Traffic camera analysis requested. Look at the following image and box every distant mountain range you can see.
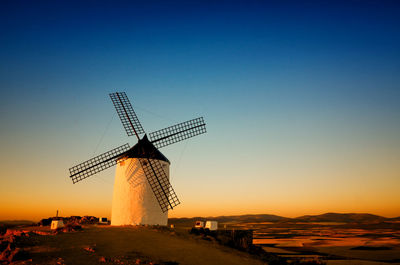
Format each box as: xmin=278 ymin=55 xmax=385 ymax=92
xmin=169 ymin=213 xmax=400 ymax=225
xmin=2 ymin=213 xmax=399 ymax=227
xmin=292 ymin=213 xmax=398 ymax=223
xmin=169 ymin=214 xmax=287 ymax=224
xmin=0 ymin=220 xmax=35 ymax=226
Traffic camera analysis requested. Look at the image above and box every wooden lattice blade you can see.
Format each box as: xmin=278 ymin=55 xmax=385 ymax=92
xmin=69 ymin=143 xmax=130 ymax=184
xmin=138 ymin=158 xmax=180 ymax=212
xmin=109 ymin=92 xmax=145 ymax=138
xmin=149 ymin=117 xmax=206 ymax=149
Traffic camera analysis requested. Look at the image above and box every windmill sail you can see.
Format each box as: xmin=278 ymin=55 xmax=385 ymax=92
xmin=149 ymin=117 xmax=206 ymax=149
xmin=70 ymin=91 xmax=206 ymax=219
xmin=138 ymin=158 xmax=180 ymax=212
xmin=109 ymin=92 xmax=145 ymax=138
xmin=69 ymin=143 xmax=130 ymax=184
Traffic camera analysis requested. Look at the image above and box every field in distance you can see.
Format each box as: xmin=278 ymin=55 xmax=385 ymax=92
xmin=170 ymin=213 xmax=400 ymax=265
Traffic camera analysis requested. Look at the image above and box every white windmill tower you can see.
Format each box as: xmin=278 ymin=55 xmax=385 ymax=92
xmin=69 ymin=92 xmax=206 ymax=225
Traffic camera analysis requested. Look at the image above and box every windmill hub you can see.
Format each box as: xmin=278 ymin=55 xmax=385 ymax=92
xmin=121 ymin=135 xmax=169 ymax=162
xmin=69 ymin=92 xmax=206 ymax=226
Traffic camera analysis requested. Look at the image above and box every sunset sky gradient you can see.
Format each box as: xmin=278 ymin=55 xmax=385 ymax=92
xmin=1 ymin=1 xmax=399 ymax=221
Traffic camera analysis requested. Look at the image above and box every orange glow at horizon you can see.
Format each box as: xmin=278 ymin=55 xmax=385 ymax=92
xmin=2 ymin=192 xmax=399 ymax=222
xmin=1 ymin=150 xmax=400 ymax=221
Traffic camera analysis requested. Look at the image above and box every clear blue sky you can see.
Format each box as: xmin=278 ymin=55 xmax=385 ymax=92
xmin=1 ymin=1 xmax=399 ymax=220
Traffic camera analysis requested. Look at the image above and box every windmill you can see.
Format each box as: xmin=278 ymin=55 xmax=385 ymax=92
xmin=69 ymin=92 xmax=206 ymax=225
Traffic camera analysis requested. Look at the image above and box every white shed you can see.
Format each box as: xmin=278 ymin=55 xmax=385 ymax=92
xmin=50 ymin=220 xmax=64 ymax=230
xmin=205 ymin=221 xmax=218 ymax=231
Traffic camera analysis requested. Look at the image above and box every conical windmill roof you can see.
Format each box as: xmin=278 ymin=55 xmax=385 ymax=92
xmin=123 ymin=135 xmax=170 ymax=163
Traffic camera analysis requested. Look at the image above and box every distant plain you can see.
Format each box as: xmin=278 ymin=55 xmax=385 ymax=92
xmin=170 ymin=213 xmax=400 ymax=264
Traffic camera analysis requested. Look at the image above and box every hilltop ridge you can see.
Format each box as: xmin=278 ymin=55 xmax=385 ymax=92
xmin=169 ymin=212 xmax=400 ymax=225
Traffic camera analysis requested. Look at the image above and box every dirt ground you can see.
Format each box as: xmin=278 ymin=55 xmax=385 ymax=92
xmin=16 ymin=225 xmax=267 ymax=265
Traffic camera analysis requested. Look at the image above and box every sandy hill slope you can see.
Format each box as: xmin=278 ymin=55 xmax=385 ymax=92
xmin=5 ymin=225 xmax=266 ymax=265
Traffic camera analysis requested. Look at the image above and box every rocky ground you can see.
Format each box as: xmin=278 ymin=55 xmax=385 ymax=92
xmin=0 ymin=225 xmax=268 ymax=265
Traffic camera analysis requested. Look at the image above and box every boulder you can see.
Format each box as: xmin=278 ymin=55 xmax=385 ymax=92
xmin=4 ymin=229 xmax=26 ymax=237
xmin=83 ymin=244 xmax=96 ymax=253
xmin=62 ymin=223 xmax=82 ymax=233
xmin=0 ymin=243 xmax=27 ymax=262
xmin=79 ymin=216 xmax=99 ymax=224
xmin=0 ymin=240 xmax=9 ymax=252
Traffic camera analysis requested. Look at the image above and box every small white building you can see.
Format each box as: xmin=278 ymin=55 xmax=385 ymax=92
xmin=50 ymin=220 xmax=64 ymax=230
xmin=205 ymin=221 xmax=218 ymax=231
